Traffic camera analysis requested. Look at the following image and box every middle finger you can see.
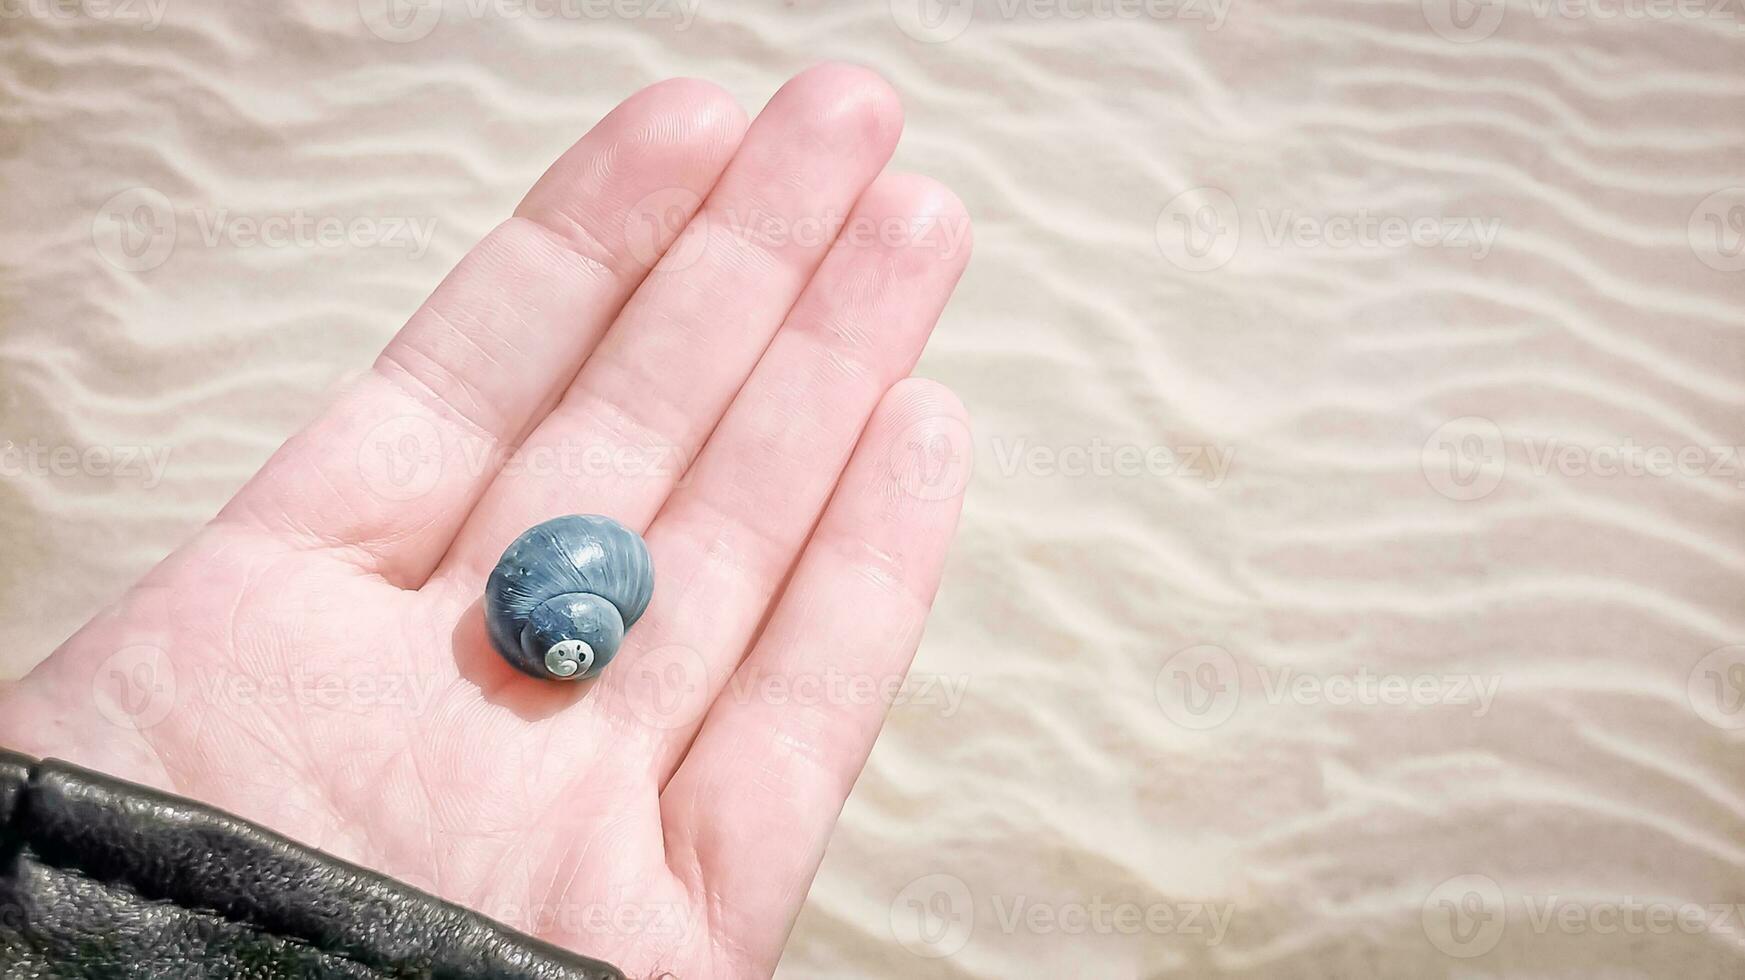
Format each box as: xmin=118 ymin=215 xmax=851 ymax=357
xmin=433 ymin=63 xmax=903 ymax=587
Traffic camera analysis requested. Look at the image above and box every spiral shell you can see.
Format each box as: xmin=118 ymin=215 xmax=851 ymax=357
xmin=483 ymin=514 xmax=654 ymax=680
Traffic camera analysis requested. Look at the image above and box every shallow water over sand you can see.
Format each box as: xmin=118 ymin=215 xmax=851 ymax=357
xmin=2 ymin=3 xmax=1742 ymax=977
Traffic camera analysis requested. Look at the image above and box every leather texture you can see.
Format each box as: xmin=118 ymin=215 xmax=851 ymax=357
xmin=0 ymin=749 xmax=623 ymax=979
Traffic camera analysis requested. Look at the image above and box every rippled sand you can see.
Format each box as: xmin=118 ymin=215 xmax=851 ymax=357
xmin=2 ymin=3 xmax=1743 ymax=977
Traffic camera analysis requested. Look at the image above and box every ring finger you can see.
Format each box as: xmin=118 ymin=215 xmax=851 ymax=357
xmin=594 ymin=172 xmax=971 ymax=774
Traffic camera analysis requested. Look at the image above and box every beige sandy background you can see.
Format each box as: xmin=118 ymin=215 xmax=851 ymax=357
xmin=3 ymin=1 xmax=1743 ymax=976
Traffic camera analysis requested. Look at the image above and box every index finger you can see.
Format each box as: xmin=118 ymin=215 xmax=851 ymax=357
xmin=219 ymin=78 xmax=746 ymax=587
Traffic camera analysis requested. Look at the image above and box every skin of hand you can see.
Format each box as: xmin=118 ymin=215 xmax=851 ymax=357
xmin=0 ymin=63 xmax=973 ymax=979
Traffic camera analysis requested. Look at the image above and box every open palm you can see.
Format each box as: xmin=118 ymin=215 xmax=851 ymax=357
xmin=0 ymin=64 xmax=972 ymax=979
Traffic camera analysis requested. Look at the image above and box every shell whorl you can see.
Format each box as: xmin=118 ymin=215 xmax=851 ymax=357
xmin=483 ymin=515 xmax=654 ymax=680
xmin=544 ymin=639 xmax=595 ymax=678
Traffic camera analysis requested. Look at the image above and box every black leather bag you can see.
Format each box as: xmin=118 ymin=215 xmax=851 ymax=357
xmin=1 ymin=750 xmax=622 ymax=979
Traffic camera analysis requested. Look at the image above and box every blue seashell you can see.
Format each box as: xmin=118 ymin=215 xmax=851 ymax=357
xmin=483 ymin=514 xmax=654 ymax=680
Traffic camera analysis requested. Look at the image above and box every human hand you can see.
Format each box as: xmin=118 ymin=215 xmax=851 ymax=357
xmin=0 ymin=63 xmax=972 ymax=978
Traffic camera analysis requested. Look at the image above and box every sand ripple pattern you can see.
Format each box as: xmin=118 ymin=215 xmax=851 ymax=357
xmin=1 ymin=1 xmax=1742 ymax=977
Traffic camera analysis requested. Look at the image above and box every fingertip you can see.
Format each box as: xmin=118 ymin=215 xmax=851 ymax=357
xmin=769 ymin=61 xmax=905 ymax=152
xmin=514 ymin=77 xmax=747 ymax=274
xmin=860 ymin=172 xmax=967 ymax=221
xmin=850 ymin=172 xmax=975 ymax=271
xmin=882 ymin=376 xmax=970 ymax=430
xmin=859 ymin=377 xmax=974 ymax=510
xmin=628 ymin=76 xmax=750 ymax=145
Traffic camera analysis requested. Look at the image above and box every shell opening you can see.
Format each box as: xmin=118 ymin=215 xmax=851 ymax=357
xmin=544 ymin=639 xmax=595 ymax=679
